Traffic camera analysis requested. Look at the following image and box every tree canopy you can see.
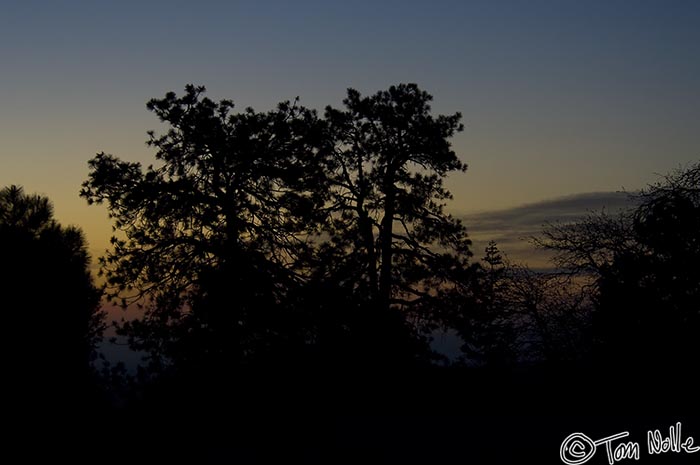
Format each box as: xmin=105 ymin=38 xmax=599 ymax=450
xmin=0 ymin=185 xmax=103 ymax=403
xmin=321 ymin=84 xmax=470 ymax=305
xmin=82 ymin=83 xmax=473 ymax=370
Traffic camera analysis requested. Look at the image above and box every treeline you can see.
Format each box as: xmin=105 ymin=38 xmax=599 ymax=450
xmin=2 ymin=84 xmax=699 ymax=462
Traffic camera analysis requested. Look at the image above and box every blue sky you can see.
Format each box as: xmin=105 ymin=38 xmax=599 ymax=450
xmin=1 ymin=0 xmax=698 ymax=256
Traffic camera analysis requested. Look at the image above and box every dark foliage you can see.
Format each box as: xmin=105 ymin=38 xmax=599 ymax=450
xmin=537 ymin=163 xmax=700 ymax=367
xmin=81 ymin=85 xmax=328 ymax=373
xmin=0 ymin=185 xmax=105 ymax=457
xmin=317 ymin=84 xmax=472 ymax=365
xmin=82 ymin=84 xmax=474 ymax=374
xmin=1 ymin=185 xmax=103 ymax=383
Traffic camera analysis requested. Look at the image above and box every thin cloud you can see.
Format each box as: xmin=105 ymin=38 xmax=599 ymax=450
xmin=463 ymin=191 xmax=635 ymax=267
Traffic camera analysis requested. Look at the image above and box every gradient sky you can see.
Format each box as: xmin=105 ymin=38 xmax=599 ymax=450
xmin=1 ymin=0 xmax=699 ymax=259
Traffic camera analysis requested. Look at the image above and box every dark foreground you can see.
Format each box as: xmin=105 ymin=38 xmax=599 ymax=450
xmin=8 ymin=363 xmax=699 ymax=464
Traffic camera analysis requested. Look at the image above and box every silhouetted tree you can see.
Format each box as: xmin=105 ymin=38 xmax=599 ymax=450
xmin=536 ymin=162 xmax=700 ymax=367
xmin=451 ymin=242 xmax=517 ymax=366
xmin=0 ymin=185 xmax=103 ymax=413
xmin=444 ymin=241 xmax=591 ymax=366
xmin=81 ymin=85 xmax=327 ymax=370
xmin=319 ymin=84 xmax=472 ymax=363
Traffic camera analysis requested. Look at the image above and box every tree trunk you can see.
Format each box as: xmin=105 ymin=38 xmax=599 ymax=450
xmin=378 ymin=170 xmax=396 ymax=312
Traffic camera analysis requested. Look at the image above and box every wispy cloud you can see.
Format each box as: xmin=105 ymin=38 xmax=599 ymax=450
xmin=462 ymin=192 xmax=635 ymax=268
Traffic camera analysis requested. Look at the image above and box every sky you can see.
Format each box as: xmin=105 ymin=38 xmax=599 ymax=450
xmin=1 ymin=0 xmax=699 ymax=262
